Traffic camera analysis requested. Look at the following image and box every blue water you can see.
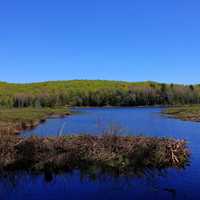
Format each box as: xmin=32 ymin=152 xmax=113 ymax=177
xmin=2 ymin=107 xmax=200 ymax=200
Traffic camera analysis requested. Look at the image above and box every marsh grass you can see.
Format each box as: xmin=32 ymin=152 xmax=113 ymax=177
xmin=163 ymin=105 xmax=200 ymax=122
xmin=0 ymin=107 xmax=70 ymax=135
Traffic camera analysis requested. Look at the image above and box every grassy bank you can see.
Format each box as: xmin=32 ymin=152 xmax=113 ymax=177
xmin=0 ymin=134 xmax=189 ymax=174
xmin=0 ymin=107 xmax=70 ymax=135
xmin=163 ymin=105 xmax=200 ymax=122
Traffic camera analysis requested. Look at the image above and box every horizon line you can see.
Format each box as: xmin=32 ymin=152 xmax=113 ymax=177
xmin=0 ymin=79 xmax=199 ymax=86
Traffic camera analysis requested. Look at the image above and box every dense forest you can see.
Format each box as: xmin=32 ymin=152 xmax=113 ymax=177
xmin=0 ymin=80 xmax=199 ymax=108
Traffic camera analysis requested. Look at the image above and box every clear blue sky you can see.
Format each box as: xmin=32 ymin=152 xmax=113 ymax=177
xmin=0 ymin=0 xmax=200 ymax=84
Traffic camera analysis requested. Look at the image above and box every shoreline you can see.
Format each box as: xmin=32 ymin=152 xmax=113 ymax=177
xmin=71 ymin=104 xmax=197 ymax=109
xmin=72 ymin=105 xmax=170 ymax=108
xmin=1 ymin=105 xmax=199 ymax=136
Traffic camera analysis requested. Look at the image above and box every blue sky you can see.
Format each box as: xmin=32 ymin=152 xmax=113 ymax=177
xmin=0 ymin=0 xmax=200 ymax=84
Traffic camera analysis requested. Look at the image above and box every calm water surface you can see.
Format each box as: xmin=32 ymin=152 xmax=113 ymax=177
xmin=1 ymin=107 xmax=200 ymax=200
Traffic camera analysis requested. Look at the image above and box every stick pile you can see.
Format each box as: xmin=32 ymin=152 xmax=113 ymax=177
xmin=0 ymin=134 xmax=189 ymax=174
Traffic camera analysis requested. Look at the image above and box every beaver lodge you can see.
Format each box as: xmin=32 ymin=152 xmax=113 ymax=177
xmin=0 ymin=134 xmax=189 ymax=175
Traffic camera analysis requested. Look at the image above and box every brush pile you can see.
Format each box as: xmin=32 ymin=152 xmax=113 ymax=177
xmin=0 ymin=134 xmax=189 ymax=174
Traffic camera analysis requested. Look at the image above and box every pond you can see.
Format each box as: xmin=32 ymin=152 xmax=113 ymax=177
xmin=1 ymin=107 xmax=200 ymax=200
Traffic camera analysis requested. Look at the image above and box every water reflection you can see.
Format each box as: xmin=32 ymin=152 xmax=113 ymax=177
xmin=0 ymin=168 xmax=184 ymax=200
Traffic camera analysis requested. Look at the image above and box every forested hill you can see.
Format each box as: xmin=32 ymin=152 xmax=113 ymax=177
xmin=0 ymin=80 xmax=199 ymax=108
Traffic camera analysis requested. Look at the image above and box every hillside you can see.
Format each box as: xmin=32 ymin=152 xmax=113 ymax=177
xmin=0 ymin=80 xmax=199 ymax=107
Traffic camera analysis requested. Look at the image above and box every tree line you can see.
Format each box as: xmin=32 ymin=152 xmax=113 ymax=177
xmin=0 ymin=80 xmax=200 ymax=108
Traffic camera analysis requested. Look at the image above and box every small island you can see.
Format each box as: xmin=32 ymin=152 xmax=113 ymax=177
xmin=0 ymin=133 xmax=189 ymax=174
